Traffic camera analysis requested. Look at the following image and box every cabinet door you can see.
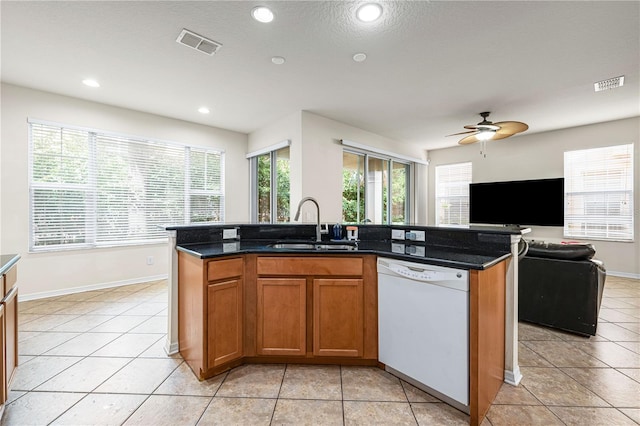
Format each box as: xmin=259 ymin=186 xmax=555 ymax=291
xmin=257 ymin=278 xmax=306 ymax=356
xmin=207 ymin=279 xmax=243 ymax=367
xmin=4 ymin=286 xmax=17 ymax=389
xmin=0 ymin=304 xmax=6 ymax=406
xmin=313 ymin=279 xmax=364 ymax=357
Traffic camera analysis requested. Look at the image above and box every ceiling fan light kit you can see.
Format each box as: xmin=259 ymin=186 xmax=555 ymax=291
xmin=476 ymin=130 xmax=495 ymax=141
xmin=447 ymin=112 xmax=529 ymax=156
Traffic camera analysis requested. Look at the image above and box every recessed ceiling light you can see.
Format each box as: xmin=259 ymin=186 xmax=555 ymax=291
xmin=82 ymin=79 xmax=100 ymax=88
xmin=198 ymin=107 xmax=210 ymax=114
xmin=271 ymin=56 xmax=286 ymax=65
xmin=352 ymin=53 xmax=367 ymax=62
xmin=252 ymin=6 xmax=274 ymax=23
xmin=356 ymin=3 xmax=382 ymax=22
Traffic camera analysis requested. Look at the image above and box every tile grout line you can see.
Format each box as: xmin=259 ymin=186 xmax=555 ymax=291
xmin=268 ymin=363 xmax=288 ymax=425
xmin=340 ymin=364 xmax=345 ymax=426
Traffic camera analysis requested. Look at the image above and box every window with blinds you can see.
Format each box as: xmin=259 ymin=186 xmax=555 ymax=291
xmin=435 ymin=162 xmax=472 ymax=226
xmin=29 ymin=120 xmax=224 ymax=251
xmin=564 ymin=144 xmax=634 ymax=241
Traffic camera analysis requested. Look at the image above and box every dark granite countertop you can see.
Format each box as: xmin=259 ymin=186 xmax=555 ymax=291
xmin=176 ymin=240 xmax=510 ymax=270
xmin=0 ymin=254 xmax=20 ymax=276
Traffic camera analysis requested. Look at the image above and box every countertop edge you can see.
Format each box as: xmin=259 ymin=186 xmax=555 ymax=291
xmin=0 ymin=254 xmax=21 ymax=276
xmin=175 ymin=244 xmax=511 ymax=271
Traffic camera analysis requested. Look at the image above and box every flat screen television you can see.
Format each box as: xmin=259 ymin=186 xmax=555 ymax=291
xmin=469 ymin=177 xmax=564 ymax=226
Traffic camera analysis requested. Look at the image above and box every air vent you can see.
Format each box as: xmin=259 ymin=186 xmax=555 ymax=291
xmin=594 ymin=75 xmax=625 ymax=92
xmin=176 ymin=29 xmax=222 ymax=56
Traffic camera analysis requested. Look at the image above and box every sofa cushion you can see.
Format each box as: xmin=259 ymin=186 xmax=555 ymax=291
xmin=526 ymin=241 xmax=596 ymax=260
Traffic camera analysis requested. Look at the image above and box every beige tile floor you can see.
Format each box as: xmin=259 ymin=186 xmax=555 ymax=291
xmin=2 ymin=275 xmax=639 ymax=425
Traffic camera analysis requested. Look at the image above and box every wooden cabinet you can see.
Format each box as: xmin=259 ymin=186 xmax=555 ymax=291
xmin=313 ymin=278 xmax=364 ymax=357
xmin=207 ymin=278 xmax=243 ymax=367
xmin=178 ymin=252 xmax=377 ymax=379
xmin=257 ymin=278 xmax=306 ymax=356
xmin=178 ymin=253 xmax=243 ymax=379
xmin=253 ymin=256 xmax=376 ymax=360
xmin=0 ymin=304 xmax=6 ymax=412
xmin=0 ymin=260 xmax=18 ymax=415
xmin=2 ymin=264 xmax=17 ymax=393
xmin=3 ymin=286 xmax=17 ymax=390
xmin=469 ymin=261 xmax=506 ymax=426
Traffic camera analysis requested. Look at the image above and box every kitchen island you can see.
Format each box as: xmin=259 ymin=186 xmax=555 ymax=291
xmin=166 ymin=223 xmax=524 ymax=426
xmin=0 ymin=254 xmax=20 ymax=419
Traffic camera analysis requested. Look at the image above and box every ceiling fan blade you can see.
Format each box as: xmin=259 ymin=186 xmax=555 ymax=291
xmin=458 ymin=133 xmax=480 ymax=145
xmin=447 ymin=130 xmax=477 ymax=137
xmin=487 ymin=132 xmax=513 ymax=141
xmin=494 ymin=121 xmax=529 ymax=135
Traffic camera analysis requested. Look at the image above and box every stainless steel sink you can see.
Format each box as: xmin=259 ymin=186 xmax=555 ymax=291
xmin=270 ymin=242 xmax=316 ymax=250
xmin=269 ymin=242 xmax=357 ymax=251
xmin=315 ymin=244 xmax=357 ymax=251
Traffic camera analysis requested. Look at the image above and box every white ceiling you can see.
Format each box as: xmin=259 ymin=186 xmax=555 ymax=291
xmin=2 ymin=1 xmax=639 ymax=150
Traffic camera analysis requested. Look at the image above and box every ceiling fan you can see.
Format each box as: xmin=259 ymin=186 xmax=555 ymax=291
xmin=447 ymin=112 xmax=529 ymax=145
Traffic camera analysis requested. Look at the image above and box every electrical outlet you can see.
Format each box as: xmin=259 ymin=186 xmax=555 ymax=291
xmin=222 ymin=228 xmax=238 ymax=239
xmin=223 ymin=241 xmax=240 ymax=252
xmin=146 ymin=256 xmax=154 ymax=265
xmin=410 ymin=230 xmax=426 ymax=242
xmin=392 ymin=243 xmax=405 ymax=253
xmin=407 ymin=245 xmax=426 ymax=257
xmin=391 ymin=229 xmax=405 ymax=240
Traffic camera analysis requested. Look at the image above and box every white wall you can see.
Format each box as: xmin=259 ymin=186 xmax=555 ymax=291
xmin=247 ymin=111 xmax=303 ymax=219
xmin=0 ymin=83 xmax=248 ymax=298
xmin=299 ymin=111 xmax=427 ymax=223
xmin=247 ymin=110 xmax=427 ymax=225
xmin=426 ymin=117 xmax=640 ymax=277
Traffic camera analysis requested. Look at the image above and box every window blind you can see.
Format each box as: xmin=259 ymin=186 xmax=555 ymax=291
xmin=564 ymin=144 xmax=634 ymax=241
xmin=435 ymin=162 xmax=472 ymax=226
xmin=29 ymin=120 xmax=224 ymax=251
xmin=188 ymin=148 xmax=225 ymax=223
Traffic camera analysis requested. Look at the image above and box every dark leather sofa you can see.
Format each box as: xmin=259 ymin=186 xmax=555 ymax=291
xmin=518 ymin=241 xmax=606 ymax=336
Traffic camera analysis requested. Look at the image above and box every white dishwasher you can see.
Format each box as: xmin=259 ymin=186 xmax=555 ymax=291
xmin=377 ymin=257 xmax=470 ymax=412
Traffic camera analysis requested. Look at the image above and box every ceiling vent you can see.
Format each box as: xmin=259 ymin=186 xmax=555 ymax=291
xmin=594 ymin=75 xmax=624 ymax=92
xmin=176 ymin=29 xmax=222 ymax=56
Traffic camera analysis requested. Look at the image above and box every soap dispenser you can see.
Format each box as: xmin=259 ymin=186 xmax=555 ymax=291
xmin=332 ymin=223 xmax=342 ymax=240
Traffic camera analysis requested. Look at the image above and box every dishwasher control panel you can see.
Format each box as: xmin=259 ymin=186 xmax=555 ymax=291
xmin=378 ymin=258 xmax=469 ymax=291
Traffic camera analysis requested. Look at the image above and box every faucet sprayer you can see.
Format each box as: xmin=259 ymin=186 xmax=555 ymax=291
xmin=294 ymin=197 xmax=321 ymax=242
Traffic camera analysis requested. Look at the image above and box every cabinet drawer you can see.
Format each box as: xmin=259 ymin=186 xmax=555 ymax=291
xmin=3 ymin=264 xmax=17 ymax=297
xmin=207 ymin=258 xmax=244 ymax=282
xmin=257 ymin=257 xmax=363 ymax=276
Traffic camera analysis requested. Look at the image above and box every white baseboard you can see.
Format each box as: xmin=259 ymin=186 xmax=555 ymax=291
xmin=20 ymin=274 xmax=168 ymax=301
xmin=504 ymin=368 xmax=523 ymax=386
xmin=607 ymin=271 xmax=640 ymax=280
xmin=165 ymin=338 xmax=179 ymax=355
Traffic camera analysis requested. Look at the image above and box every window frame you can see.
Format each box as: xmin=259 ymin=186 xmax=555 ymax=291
xmin=342 ymin=148 xmax=413 ymax=225
xmin=28 ymin=119 xmax=225 ymax=252
xmin=564 ymin=143 xmax=634 ymax=242
xmin=434 ymin=162 xmax=472 ymax=226
xmin=248 ymin=141 xmax=291 ymax=224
